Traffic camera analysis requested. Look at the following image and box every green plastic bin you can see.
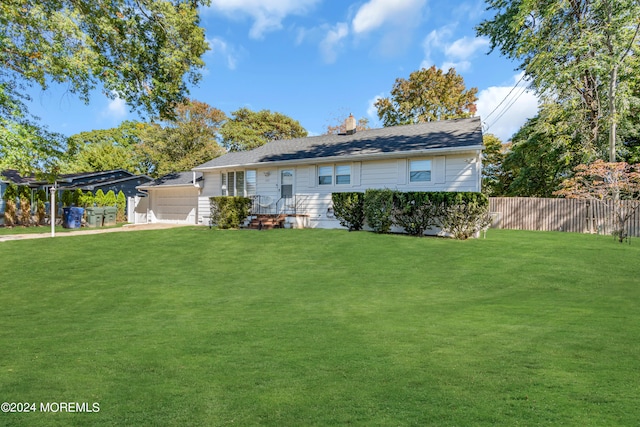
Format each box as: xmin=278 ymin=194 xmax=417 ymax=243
xmin=86 ymin=207 xmax=104 ymax=228
xmin=103 ymin=206 xmax=117 ymax=226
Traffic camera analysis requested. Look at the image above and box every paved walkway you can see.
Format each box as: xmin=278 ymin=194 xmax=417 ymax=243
xmin=0 ymin=223 xmax=189 ymax=242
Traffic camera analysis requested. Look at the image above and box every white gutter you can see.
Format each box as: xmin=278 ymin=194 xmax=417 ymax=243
xmin=136 ymin=183 xmax=201 ymax=190
xmin=192 ymin=144 xmax=483 ymax=172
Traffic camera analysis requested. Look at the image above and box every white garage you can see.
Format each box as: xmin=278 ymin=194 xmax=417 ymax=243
xmin=136 ymin=172 xmax=202 ymax=225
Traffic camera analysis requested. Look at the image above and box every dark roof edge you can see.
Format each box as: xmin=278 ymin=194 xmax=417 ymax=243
xmin=193 ymin=144 xmax=483 ymax=172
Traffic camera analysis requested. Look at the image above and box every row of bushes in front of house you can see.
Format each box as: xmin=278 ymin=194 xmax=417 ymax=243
xmin=2 ymin=184 xmax=127 ymax=227
xmin=332 ymin=190 xmax=491 ymax=239
xmin=209 ymin=191 xmax=491 ymax=239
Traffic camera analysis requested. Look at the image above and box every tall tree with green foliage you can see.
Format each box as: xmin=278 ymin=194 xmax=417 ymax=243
xmin=374 ymin=66 xmax=478 ymax=127
xmin=1 ymin=0 xmax=209 ymax=176
xmin=0 ymin=120 xmax=65 ymax=174
xmin=220 ymin=108 xmax=308 ymax=152
xmin=63 ymin=121 xmax=152 ymax=174
xmin=481 ymin=133 xmax=509 ymax=196
xmin=1 ymin=0 xmax=209 ymax=124
xmin=500 ymin=104 xmax=582 ymax=197
xmin=138 ymin=99 xmax=227 ymax=176
xmin=477 ymin=0 xmax=640 ymax=161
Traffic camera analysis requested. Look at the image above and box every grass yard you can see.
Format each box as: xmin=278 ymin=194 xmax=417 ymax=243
xmin=0 ymin=228 xmax=639 ymax=426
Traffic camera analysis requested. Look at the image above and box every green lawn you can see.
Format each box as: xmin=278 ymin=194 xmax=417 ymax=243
xmin=1 ymin=228 xmax=639 ymax=426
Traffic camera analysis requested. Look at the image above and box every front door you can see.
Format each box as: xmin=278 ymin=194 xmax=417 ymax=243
xmin=280 ymin=169 xmax=294 ymax=198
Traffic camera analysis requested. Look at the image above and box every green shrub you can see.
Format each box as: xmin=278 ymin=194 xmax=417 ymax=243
xmin=94 ymin=189 xmax=106 ymax=207
xmin=332 ymin=192 xmax=365 ymax=231
xmin=116 ymin=191 xmax=127 ymax=222
xmin=61 ymin=189 xmax=74 ymax=207
xmin=392 ymin=192 xmax=439 ymax=236
xmin=104 ymin=190 xmax=117 ymax=207
xmin=3 ymin=183 xmax=18 ymax=227
xmin=72 ymin=188 xmax=84 ymax=206
xmin=363 ymin=189 xmax=395 ymax=233
xmin=437 ymin=192 xmax=491 ymax=240
xmin=210 ymin=196 xmax=252 ymax=229
xmin=18 ymin=186 xmax=32 ymax=226
xmin=35 ymin=189 xmax=47 ymax=225
xmin=79 ymin=191 xmax=94 ymax=208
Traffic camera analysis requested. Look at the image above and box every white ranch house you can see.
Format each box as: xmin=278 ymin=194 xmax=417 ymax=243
xmin=133 ymin=117 xmax=483 ymax=229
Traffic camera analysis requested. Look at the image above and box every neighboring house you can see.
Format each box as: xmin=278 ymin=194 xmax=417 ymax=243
xmin=0 ymin=169 xmax=152 ymax=224
xmin=135 ymin=172 xmax=203 ymax=224
xmin=187 ymin=117 xmax=484 ymax=230
xmin=51 ymin=170 xmax=153 ymax=197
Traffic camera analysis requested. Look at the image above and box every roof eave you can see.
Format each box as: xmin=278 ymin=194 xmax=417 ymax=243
xmin=193 ymin=144 xmax=483 ymax=172
xmin=137 ymin=183 xmax=201 ymax=190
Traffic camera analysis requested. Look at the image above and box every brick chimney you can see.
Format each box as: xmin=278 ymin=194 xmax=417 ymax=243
xmin=345 ymin=114 xmax=356 ymax=135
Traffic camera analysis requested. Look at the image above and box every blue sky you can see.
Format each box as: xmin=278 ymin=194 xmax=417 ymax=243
xmin=26 ymin=0 xmax=539 ymax=143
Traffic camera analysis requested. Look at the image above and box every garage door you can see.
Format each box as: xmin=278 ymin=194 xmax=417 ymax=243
xmin=151 ymin=188 xmax=198 ymax=224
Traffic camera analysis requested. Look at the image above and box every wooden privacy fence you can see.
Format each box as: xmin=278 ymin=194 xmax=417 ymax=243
xmin=489 ymin=197 xmax=640 ymax=237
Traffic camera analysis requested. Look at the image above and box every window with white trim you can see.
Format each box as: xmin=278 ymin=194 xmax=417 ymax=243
xmin=246 ymin=170 xmax=257 ymax=196
xmin=336 ymin=165 xmax=351 ymax=185
xmin=318 ymin=164 xmax=351 ymax=186
xmin=221 ymin=170 xmax=256 ymax=196
xmin=318 ymin=166 xmax=333 ymax=185
xmin=409 ymin=159 xmax=431 ymax=182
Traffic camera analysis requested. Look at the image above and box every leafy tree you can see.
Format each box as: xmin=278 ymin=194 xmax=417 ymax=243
xmin=138 ymin=99 xmax=227 ymax=176
xmin=500 ymin=110 xmax=574 ymax=197
xmin=555 ymin=160 xmax=640 ymax=242
xmin=477 ymin=0 xmax=640 ymax=161
xmin=374 ymin=66 xmax=478 ymax=127
xmin=482 ymin=133 xmax=509 ymax=196
xmin=63 ymin=121 xmax=152 ymax=174
xmin=0 ymin=119 xmax=65 ymax=174
xmin=220 ymin=108 xmax=308 ymax=152
xmin=1 ymin=0 xmax=209 ymax=125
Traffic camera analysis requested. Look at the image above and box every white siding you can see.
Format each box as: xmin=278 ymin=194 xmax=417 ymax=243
xmin=196 ymin=148 xmax=481 ymax=228
xmin=197 ymin=172 xmax=220 ymax=225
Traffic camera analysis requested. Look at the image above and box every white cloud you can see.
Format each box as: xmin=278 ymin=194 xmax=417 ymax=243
xmin=351 ymin=0 xmax=428 ymax=57
xmin=207 ymin=36 xmax=242 ymax=70
xmin=441 ymin=60 xmax=471 ymax=72
xmin=444 ymin=37 xmax=490 ymax=62
xmin=207 ymin=0 xmax=320 ymax=39
xmin=352 ymin=0 xmax=427 ymax=34
xmin=102 ymin=95 xmax=127 ymax=120
xmin=366 ymin=93 xmax=384 ymax=124
xmin=477 ymin=74 xmax=540 ymax=142
xmin=420 ymin=26 xmax=455 ymax=69
xmin=420 ymin=25 xmax=489 ymax=72
xmin=319 ymin=23 xmax=349 ymax=64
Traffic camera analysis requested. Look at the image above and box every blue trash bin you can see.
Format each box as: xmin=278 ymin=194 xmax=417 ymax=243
xmin=63 ymin=207 xmax=84 ymax=229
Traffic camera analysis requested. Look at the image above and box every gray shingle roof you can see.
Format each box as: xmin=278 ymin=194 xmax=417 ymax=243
xmin=139 ymin=171 xmax=203 ymax=188
xmin=194 ymin=117 xmax=482 ymax=170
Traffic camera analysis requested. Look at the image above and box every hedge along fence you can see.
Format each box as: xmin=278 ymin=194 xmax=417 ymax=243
xmin=332 ymin=190 xmax=491 ymax=240
xmin=210 ymin=196 xmax=252 ymax=229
